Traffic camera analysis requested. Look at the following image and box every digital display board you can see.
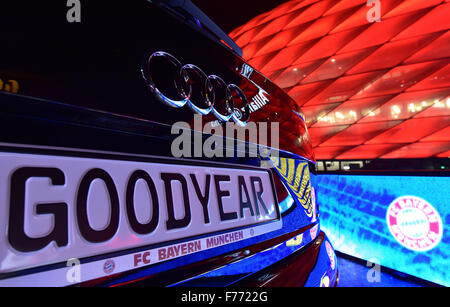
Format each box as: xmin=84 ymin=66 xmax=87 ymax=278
xmin=317 ymin=174 xmax=449 ymax=286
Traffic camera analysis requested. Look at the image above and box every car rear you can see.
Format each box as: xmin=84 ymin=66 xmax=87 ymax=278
xmin=0 ymin=0 xmax=338 ymax=287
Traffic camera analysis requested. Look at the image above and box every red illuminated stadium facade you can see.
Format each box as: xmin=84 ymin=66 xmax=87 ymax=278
xmin=229 ymin=0 xmax=450 ymax=161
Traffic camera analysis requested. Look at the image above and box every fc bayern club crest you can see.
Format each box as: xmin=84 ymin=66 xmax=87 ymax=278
xmin=386 ymin=196 xmax=443 ymax=252
xmin=103 ymin=259 xmax=115 ymax=275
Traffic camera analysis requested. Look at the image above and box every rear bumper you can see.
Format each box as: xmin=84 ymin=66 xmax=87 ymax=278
xmin=303 ymin=231 xmax=339 ymax=287
xmin=236 ymin=231 xmax=338 ymax=287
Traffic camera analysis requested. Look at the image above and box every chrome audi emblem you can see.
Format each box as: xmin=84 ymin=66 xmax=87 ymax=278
xmin=141 ymin=51 xmax=250 ymax=126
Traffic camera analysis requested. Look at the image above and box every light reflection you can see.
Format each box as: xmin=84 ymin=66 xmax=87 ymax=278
xmin=432 ymin=98 xmax=450 ymax=109
xmin=433 ymin=101 xmax=445 ymax=108
xmin=315 ymin=97 xmax=450 ymax=123
xmin=279 ymin=194 xmax=294 ymax=214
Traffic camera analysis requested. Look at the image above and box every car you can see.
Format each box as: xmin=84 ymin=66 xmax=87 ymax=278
xmin=0 ymin=0 xmax=338 ymax=287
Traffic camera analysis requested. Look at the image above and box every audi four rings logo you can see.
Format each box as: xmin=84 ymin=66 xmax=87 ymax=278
xmin=141 ymin=51 xmax=250 ymax=126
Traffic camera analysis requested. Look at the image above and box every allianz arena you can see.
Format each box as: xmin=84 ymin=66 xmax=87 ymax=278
xmin=229 ymin=0 xmax=450 ymax=160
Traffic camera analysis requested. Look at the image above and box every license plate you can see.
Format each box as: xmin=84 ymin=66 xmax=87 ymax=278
xmin=0 ymin=145 xmax=281 ymax=286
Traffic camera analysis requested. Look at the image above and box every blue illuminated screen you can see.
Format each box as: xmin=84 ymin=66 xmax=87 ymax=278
xmin=317 ymin=174 xmax=449 ymax=286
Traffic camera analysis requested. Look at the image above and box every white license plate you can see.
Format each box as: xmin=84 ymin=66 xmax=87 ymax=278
xmin=0 ymin=146 xmax=281 ymax=286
